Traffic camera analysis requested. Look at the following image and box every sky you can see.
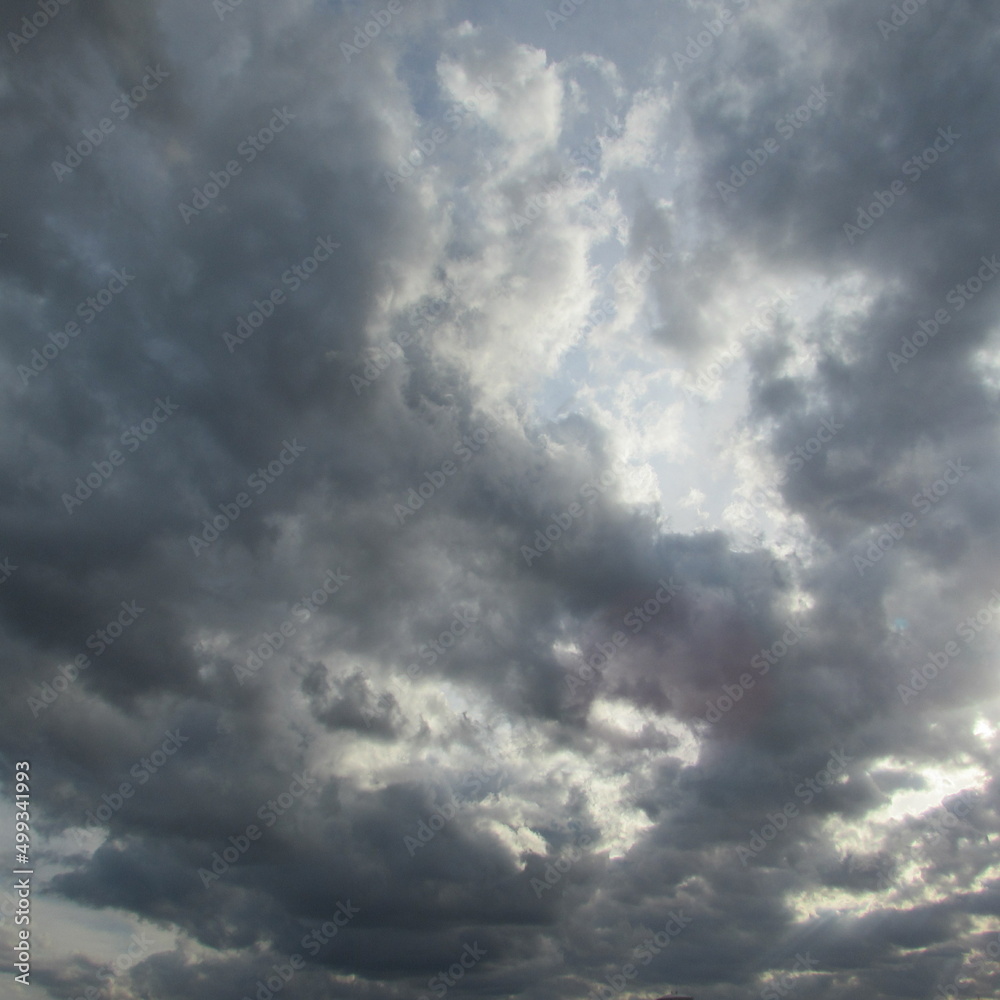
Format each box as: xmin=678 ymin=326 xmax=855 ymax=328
xmin=2 ymin=0 xmax=1000 ymax=998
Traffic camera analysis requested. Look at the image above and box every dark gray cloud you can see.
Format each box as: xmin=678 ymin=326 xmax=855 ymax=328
xmin=2 ymin=1 xmax=1000 ymax=998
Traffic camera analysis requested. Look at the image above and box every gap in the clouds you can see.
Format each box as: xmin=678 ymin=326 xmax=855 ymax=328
xmin=865 ymin=759 xmax=986 ymax=827
xmin=533 ymin=257 xmax=849 ymax=541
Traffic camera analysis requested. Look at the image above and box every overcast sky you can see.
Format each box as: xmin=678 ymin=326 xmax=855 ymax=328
xmin=2 ymin=1 xmax=1000 ymax=999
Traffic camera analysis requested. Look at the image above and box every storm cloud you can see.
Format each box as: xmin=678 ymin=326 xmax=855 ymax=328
xmin=1 ymin=1 xmax=999 ymax=999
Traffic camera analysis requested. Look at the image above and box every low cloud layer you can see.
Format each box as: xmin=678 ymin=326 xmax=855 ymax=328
xmin=2 ymin=1 xmax=999 ymax=999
